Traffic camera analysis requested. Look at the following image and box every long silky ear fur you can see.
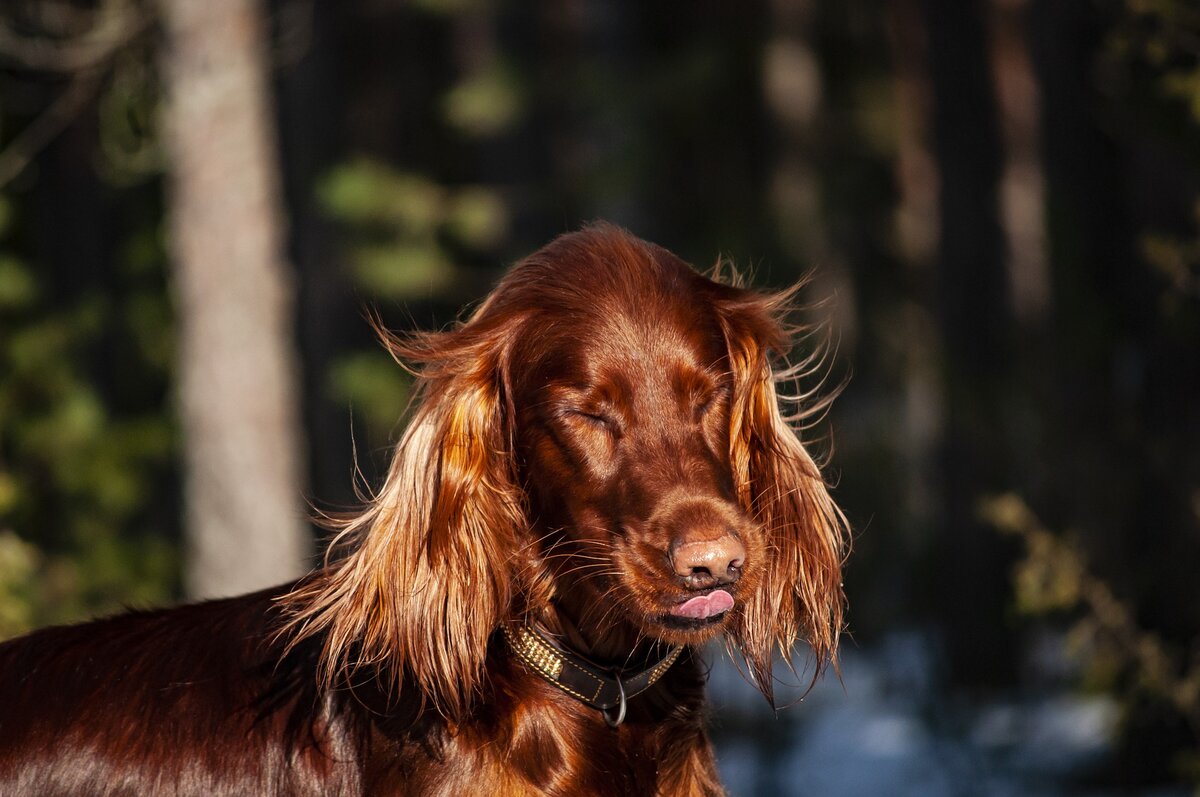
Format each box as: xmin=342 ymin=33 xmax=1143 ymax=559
xmin=718 ymin=284 xmax=849 ymax=707
xmin=278 ymin=312 xmax=529 ymax=720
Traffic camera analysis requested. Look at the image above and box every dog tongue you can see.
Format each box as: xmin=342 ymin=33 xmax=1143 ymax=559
xmin=670 ymin=590 xmax=734 ymax=620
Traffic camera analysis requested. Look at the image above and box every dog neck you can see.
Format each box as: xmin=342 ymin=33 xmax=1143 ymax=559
xmin=502 ymin=622 xmax=682 ymax=727
xmin=537 ymin=590 xmax=661 ymax=666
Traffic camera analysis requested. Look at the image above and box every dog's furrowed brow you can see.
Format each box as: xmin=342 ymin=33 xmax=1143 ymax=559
xmin=547 ymin=382 xmax=622 ymax=412
xmin=670 ymin=363 xmax=721 ymax=398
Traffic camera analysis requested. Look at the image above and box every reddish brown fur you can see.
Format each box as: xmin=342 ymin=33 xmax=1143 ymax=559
xmin=0 ymin=225 xmax=848 ymax=796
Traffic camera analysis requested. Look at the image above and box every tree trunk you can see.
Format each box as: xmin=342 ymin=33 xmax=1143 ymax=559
xmin=924 ymin=0 xmax=1018 ymax=685
xmin=158 ymin=0 xmax=309 ymax=599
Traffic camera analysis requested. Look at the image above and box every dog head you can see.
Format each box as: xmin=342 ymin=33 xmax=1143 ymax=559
xmin=283 ymin=224 xmax=848 ymax=716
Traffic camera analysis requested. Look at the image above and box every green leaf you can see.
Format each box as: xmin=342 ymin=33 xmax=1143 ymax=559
xmin=446 ymin=187 xmax=509 ymax=249
xmin=0 ymin=257 xmax=36 ymax=309
xmin=319 ymin=160 xmax=446 ymax=233
xmin=352 ymin=243 xmax=456 ymax=299
xmin=442 ymin=63 xmax=525 ymax=137
xmin=328 ymin=352 xmax=412 ymax=440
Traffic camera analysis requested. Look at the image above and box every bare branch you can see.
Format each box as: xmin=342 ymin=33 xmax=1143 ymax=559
xmin=0 ymin=0 xmax=151 ymax=73
xmin=0 ymin=69 xmax=104 ymax=189
xmin=0 ymin=1 xmax=155 ymax=188
xmin=23 ymin=1 xmax=113 ymax=37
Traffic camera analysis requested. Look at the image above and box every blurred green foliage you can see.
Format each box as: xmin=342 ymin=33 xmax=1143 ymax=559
xmin=328 ymin=351 xmax=412 ymax=447
xmin=1113 ymin=0 xmax=1200 ymax=323
xmin=1142 ymin=205 xmax=1200 ymax=319
xmin=0 ymin=195 xmax=176 ymax=638
xmin=97 ymin=52 xmax=163 ymax=186
xmin=1114 ymin=0 xmax=1200 ymax=117
xmin=318 ymin=156 xmax=510 ymax=448
xmin=984 ymin=494 xmax=1200 ymax=786
xmin=442 ymin=61 xmax=526 ymax=138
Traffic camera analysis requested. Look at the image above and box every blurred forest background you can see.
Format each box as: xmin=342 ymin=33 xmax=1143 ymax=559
xmin=0 ymin=0 xmax=1198 ymax=794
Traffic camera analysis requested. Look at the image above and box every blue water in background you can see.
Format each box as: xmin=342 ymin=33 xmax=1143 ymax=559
xmin=706 ymin=631 xmax=1187 ymax=797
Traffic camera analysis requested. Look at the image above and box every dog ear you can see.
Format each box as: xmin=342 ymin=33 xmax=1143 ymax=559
xmin=281 ymin=312 xmax=527 ymax=720
xmin=716 ymin=286 xmax=848 ymax=707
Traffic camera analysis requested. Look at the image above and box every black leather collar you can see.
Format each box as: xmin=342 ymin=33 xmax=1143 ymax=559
xmin=503 ymin=623 xmax=683 ymax=727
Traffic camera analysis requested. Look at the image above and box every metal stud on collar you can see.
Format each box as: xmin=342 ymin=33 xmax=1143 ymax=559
xmin=601 ymin=671 xmax=627 ymax=728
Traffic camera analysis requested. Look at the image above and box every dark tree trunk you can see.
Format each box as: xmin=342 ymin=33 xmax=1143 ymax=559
xmin=924 ymin=0 xmax=1019 ymax=685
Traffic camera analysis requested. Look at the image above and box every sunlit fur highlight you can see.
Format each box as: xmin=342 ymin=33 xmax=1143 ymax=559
xmin=716 ymin=284 xmax=849 ymax=703
xmin=280 ymin=306 xmax=549 ymax=719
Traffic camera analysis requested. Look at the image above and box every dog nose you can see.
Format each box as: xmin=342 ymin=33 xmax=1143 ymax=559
xmin=670 ymin=534 xmax=746 ymax=588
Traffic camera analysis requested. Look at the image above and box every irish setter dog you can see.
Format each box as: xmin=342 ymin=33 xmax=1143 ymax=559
xmin=0 ymin=225 xmax=847 ymax=796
